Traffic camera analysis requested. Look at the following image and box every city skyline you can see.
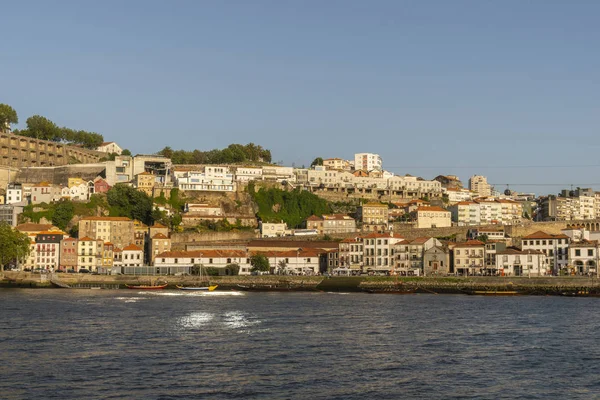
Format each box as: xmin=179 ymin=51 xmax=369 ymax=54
xmin=4 ymin=1 xmax=600 ymax=195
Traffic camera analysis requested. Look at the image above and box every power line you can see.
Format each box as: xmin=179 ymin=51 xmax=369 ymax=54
xmin=385 ymin=164 xmax=600 ymax=170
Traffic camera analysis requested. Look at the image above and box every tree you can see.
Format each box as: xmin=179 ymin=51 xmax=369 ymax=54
xmin=0 ymin=223 xmax=31 ymax=269
xmin=277 ymin=259 xmax=288 ymax=275
xmin=52 ymin=201 xmax=75 ymax=230
xmin=250 ymin=254 xmax=270 ymax=273
xmin=0 ymin=104 xmax=18 ymax=132
xmin=225 ymin=263 xmax=240 ymax=276
xmin=107 ymin=184 xmax=154 ymax=225
xmin=121 ymin=149 xmax=132 ymax=156
xmin=311 ymin=157 xmax=323 ymax=167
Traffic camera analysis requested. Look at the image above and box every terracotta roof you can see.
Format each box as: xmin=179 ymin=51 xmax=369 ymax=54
xmin=323 ymin=214 xmax=354 ymax=221
xmin=152 ymin=223 xmax=167 ymax=228
xmin=497 ymin=248 xmax=544 ymax=255
xmin=123 ymin=244 xmax=142 ymax=251
xmin=152 ymin=233 xmax=169 ymax=239
xmin=247 ymin=239 xmax=338 ymax=250
xmin=454 ymin=239 xmax=485 ymax=247
xmin=362 ymin=203 xmax=388 ymax=208
xmin=362 ymin=232 xmax=405 ymax=239
xmin=306 ymin=215 xmax=322 ymax=221
xmin=80 ymin=216 xmax=132 ymax=221
xmin=62 ymin=238 xmax=77 ymax=242
xmin=522 ymin=231 xmax=569 ymax=240
xmin=37 ymin=230 xmax=66 ymax=235
xmin=417 ymin=206 xmax=449 ymax=213
xmin=410 ymin=237 xmax=431 ymax=245
xmin=78 ymin=236 xmax=96 ymax=241
xmin=569 ymin=240 xmax=599 ymax=248
xmin=113 ymin=247 xmax=122 ymax=253
xmin=457 ymin=201 xmax=477 ymax=206
xmin=100 ymin=142 xmax=115 ymax=146
xmin=16 ymin=223 xmax=54 ymax=232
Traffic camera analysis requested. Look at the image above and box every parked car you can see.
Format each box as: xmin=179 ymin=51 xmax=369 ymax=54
xmin=79 ymin=269 xmax=90 ymax=274
xmin=67 ymin=269 xmax=76 ymax=273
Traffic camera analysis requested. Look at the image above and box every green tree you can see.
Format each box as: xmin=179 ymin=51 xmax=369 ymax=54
xmin=225 ymin=263 xmax=240 ymax=276
xmin=0 ymin=104 xmax=18 ymax=132
xmin=52 ymin=201 xmax=75 ymax=230
xmin=311 ymin=157 xmax=324 ymax=167
xmin=0 ymin=223 xmax=31 ymax=269
xmin=121 ymin=149 xmax=132 ymax=156
xmin=107 ymin=184 xmax=154 ymax=225
xmin=250 ymin=254 xmax=270 ymax=273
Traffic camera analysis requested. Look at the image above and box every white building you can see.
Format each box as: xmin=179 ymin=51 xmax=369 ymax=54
xmin=469 ymin=175 xmax=492 ymax=197
xmin=362 ymin=232 xmax=405 ymax=273
xmin=444 ymin=188 xmax=475 ymax=203
xmin=477 ymin=199 xmax=503 ymax=224
xmin=6 ymin=183 xmax=23 ymax=204
xmin=235 ymin=167 xmax=263 ymax=182
xmin=77 ymin=237 xmax=103 ymax=271
xmin=416 ymin=206 xmax=451 ymax=229
xmin=495 ymin=248 xmax=547 ymax=277
xmin=260 ymin=222 xmax=289 ymax=238
xmin=96 ymin=142 xmax=123 ymax=155
xmin=122 ymin=244 xmax=144 ymax=267
xmin=354 ymin=153 xmax=382 ymax=172
xmin=568 ymin=241 xmax=599 ymax=275
xmin=175 ymin=166 xmax=236 ymax=192
xmin=521 ymin=231 xmax=570 ymax=274
xmin=449 ymin=201 xmax=481 ymax=226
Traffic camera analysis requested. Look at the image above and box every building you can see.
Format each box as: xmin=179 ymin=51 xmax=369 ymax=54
xmin=122 ymin=244 xmax=144 ymax=267
xmin=338 ymin=237 xmax=364 ymax=271
xmin=78 ymin=216 xmax=135 ymax=250
xmin=357 ymin=203 xmax=389 ymax=232
xmin=94 ymin=178 xmax=111 ymax=194
xmin=495 ymin=248 xmax=547 ymax=277
xmin=521 ymin=231 xmax=570 ymax=274
xmin=323 ymin=158 xmax=351 ymax=171
xmin=415 ymin=206 xmax=451 ymax=229
xmin=362 ymin=232 xmax=405 ymax=273
xmin=453 ymin=240 xmax=486 ymax=275
xmin=0 ymin=204 xmax=24 ymax=226
xmin=31 ymin=182 xmax=62 ymax=204
xmin=483 ymin=241 xmax=507 ymax=274
xmin=568 ymin=241 xmax=599 ymax=275
xmin=77 ymin=237 xmax=103 ymax=271
xmin=22 ymin=237 xmax=37 ymax=271
xmin=305 ymin=214 xmax=356 ymax=235
xmin=6 ymin=183 xmax=22 ymax=204
xmin=135 ymin=172 xmax=156 ymax=196
xmin=423 ymin=246 xmax=450 ymax=276
xmin=101 ymin=242 xmax=115 ymax=269
xmin=235 ymin=167 xmax=263 ymax=182
xmin=477 ymin=199 xmax=503 ymax=225
xmin=35 ymin=230 xmax=66 ymax=271
xmin=175 ymin=166 xmax=235 ymax=192
xmin=395 ymin=237 xmax=443 ymax=275
xmin=354 ymin=153 xmax=382 ymax=172
xmin=59 ymin=237 xmax=78 ymax=271
xmin=444 ymin=188 xmax=474 ymax=203
xmin=96 ymin=142 xmax=123 ymax=155
xmin=260 ymin=222 xmax=288 ymax=238
xmin=449 ymin=202 xmax=481 ymax=226
xmin=469 ymin=175 xmax=492 ymax=197
xmin=149 ymin=233 xmax=171 ymax=265
xmin=434 ymin=175 xmax=463 ymax=190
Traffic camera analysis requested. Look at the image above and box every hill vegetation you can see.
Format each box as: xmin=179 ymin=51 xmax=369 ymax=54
xmin=157 ymin=143 xmax=272 ymax=164
xmin=248 ymin=183 xmax=331 ymax=228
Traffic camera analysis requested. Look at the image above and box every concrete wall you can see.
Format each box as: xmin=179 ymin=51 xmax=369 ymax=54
xmin=171 ymin=230 xmax=258 ymax=247
xmin=15 ymin=164 xmax=106 ymax=186
xmin=0 ymin=132 xmax=103 ymax=168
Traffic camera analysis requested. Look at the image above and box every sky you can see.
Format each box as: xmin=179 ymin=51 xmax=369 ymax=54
xmin=3 ymin=0 xmax=600 ymax=195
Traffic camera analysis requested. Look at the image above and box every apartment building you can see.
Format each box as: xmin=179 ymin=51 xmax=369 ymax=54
xmin=495 ymin=248 xmax=547 ymax=277
xmin=175 ymin=166 xmax=236 ymax=192
xmin=416 ymin=206 xmax=451 ymax=228
xmin=35 ymin=230 xmax=66 ymax=271
xmin=122 ymin=244 xmax=144 ymax=267
xmin=338 ymin=237 xmax=364 ymax=271
xmin=6 ymin=183 xmax=22 ymax=204
xmin=469 ymin=175 xmax=492 ymax=197
xmin=60 ymin=237 xmax=78 ymax=271
xmin=449 ymin=201 xmax=481 ymax=226
xmin=235 ymin=167 xmax=263 ymax=182
xmin=395 ymin=237 xmax=443 ymax=274
xmin=521 ymin=231 xmax=570 ymax=274
xmin=357 ymin=203 xmax=389 ymax=232
xmin=135 ymin=172 xmax=156 ymax=196
xmin=149 ymin=233 xmax=171 ymax=265
xmin=31 ymin=182 xmax=62 ymax=204
xmin=477 ymin=199 xmax=502 ymax=224
xmin=78 ymin=216 xmax=135 ymax=250
xmin=444 ymin=188 xmax=474 ymax=203
xmin=305 ymin=214 xmax=356 ymax=235
xmin=362 ymin=232 xmax=404 ymax=273
xmin=354 ymin=153 xmax=382 ymax=172
xmin=323 ymin=158 xmax=351 ymax=171
xmin=568 ymin=241 xmax=599 ymax=275
xmin=453 ymin=240 xmax=485 ymax=275
xmin=77 ymin=237 xmax=103 ymax=271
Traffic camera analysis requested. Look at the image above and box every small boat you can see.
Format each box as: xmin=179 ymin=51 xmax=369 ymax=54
xmin=468 ymin=290 xmax=521 ymax=296
xmin=176 ymin=284 xmax=218 ymax=291
xmin=125 ymin=283 xmax=168 ymax=290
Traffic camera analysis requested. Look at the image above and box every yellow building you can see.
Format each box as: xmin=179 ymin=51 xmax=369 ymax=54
xmin=135 ymin=172 xmax=156 ymax=196
xmin=68 ymin=177 xmax=86 ymax=188
xmin=357 ymin=203 xmax=389 ymax=232
xmin=78 ymin=216 xmax=134 ymax=250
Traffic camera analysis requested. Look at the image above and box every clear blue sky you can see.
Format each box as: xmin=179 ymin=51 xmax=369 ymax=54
xmin=3 ymin=0 xmax=600 ymax=195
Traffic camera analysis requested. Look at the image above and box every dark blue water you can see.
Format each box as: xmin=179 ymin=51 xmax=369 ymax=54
xmin=1 ymin=289 xmax=599 ymax=399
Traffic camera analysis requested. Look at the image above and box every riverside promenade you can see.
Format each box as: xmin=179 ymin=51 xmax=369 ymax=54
xmin=2 ymin=272 xmax=600 ymax=296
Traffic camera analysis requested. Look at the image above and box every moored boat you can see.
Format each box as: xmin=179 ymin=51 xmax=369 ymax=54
xmin=125 ymin=283 xmax=168 ymax=290
xmin=176 ymin=284 xmax=218 ymax=291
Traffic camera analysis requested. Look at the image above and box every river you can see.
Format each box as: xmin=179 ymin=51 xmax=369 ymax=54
xmin=1 ymin=289 xmax=599 ymax=399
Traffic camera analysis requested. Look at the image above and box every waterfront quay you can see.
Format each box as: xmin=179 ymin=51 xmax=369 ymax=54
xmin=2 ymin=272 xmax=600 ymax=296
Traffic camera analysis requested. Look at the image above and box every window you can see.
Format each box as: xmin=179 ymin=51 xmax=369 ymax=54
xmin=576 ymin=249 xmax=581 ymax=257
xmin=588 ymin=250 xmax=594 ymax=257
